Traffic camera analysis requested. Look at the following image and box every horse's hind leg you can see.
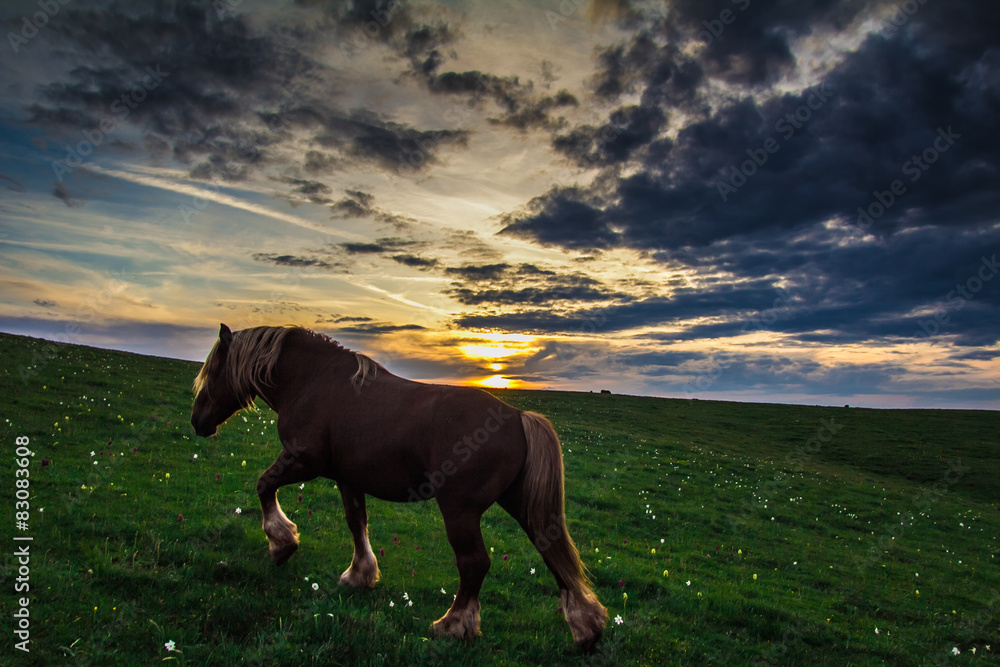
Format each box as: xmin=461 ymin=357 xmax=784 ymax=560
xmin=337 ymin=483 xmax=380 ymax=587
xmin=433 ymin=503 xmax=490 ymax=640
xmin=257 ymin=451 xmax=315 ymax=566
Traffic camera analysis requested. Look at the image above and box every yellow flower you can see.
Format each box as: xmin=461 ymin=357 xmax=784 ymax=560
xmin=651 ymin=548 xmax=656 ymax=554
xmin=753 ymin=573 xmax=758 ymax=580
xmin=663 ymin=570 xmax=669 ymax=577
xmin=165 ymin=473 xmax=170 ymax=479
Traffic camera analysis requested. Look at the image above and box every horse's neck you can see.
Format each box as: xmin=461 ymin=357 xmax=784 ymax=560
xmin=265 ymin=333 xmax=355 ymax=410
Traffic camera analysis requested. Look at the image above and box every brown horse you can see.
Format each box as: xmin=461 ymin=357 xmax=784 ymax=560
xmin=190 ymin=324 xmax=606 ymax=650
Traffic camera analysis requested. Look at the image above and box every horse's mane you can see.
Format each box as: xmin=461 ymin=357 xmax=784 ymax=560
xmin=193 ymin=326 xmax=381 ymax=405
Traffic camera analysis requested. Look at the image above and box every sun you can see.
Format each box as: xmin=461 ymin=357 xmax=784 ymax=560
xmin=477 ymin=375 xmax=519 ymax=389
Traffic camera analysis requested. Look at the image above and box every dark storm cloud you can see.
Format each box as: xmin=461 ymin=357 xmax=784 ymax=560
xmin=52 ymin=181 xmax=84 ymax=207
xmin=335 ymin=322 xmax=427 ymax=334
xmin=252 ymin=253 xmax=339 ymax=270
xmin=496 ymin=1 xmax=1000 ymax=347
xmin=339 ymin=237 xmax=417 ymax=254
xmin=391 ymin=253 xmax=438 ymax=269
xmin=20 ymin=0 xmax=470 ymax=187
xmin=443 ymin=263 xmax=512 ymax=281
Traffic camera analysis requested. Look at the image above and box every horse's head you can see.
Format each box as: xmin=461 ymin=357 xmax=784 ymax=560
xmin=191 ymin=323 xmax=246 ymax=438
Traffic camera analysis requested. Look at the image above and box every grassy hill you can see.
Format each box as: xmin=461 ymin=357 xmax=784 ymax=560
xmin=1 ymin=331 xmax=998 ymax=666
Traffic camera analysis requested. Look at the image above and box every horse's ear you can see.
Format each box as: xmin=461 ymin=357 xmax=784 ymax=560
xmin=219 ymin=323 xmax=233 ymax=348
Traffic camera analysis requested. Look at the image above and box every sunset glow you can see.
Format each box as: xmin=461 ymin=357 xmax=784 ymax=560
xmin=1 ymin=0 xmax=997 ymax=409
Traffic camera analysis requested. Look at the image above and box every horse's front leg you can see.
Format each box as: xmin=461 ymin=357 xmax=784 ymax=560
xmin=257 ymin=447 xmax=316 ymax=566
xmin=337 ymin=483 xmax=380 ymax=587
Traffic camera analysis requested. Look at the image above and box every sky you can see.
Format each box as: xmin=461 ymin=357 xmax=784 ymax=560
xmin=1 ymin=0 xmax=998 ymax=410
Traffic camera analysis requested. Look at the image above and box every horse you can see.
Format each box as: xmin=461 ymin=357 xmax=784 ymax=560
xmin=190 ymin=324 xmax=607 ymax=650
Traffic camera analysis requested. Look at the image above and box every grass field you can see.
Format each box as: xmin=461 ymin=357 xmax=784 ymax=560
xmin=1 ymin=331 xmax=998 ymax=666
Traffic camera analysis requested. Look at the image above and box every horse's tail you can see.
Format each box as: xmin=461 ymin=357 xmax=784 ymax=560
xmin=520 ymin=411 xmax=606 ymax=650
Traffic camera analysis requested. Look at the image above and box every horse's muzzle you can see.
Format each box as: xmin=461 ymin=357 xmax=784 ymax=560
xmin=191 ymin=414 xmax=218 ymax=438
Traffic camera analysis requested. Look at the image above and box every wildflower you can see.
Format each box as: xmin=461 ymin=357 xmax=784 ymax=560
xmin=663 ymin=570 xmax=669 ymax=577
xmin=242 ymin=460 xmax=246 ymax=467
xmin=299 ymin=483 xmax=305 ymax=489
xmin=312 ymin=583 xmax=319 ymax=591
xmin=952 ymin=647 xmax=960 ymax=656
xmin=408 ymin=600 xmax=413 ymax=607
xmin=441 ymin=588 xmax=447 ymax=594
xmin=614 ymin=615 xmax=623 ymax=625
xmin=165 ymin=473 xmax=169 ymax=478
xmin=403 ymin=592 xmax=409 ymax=601
xmin=298 ymin=494 xmax=303 ymax=503
xmin=90 ymin=451 xmax=95 ymax=457
xmin=618 ymin=579 xmax=625 ymax=588
xmin=192 ymin=454 xmax=198 ymax=460
xmin=753 ymin=573 xmax=757 ymax=581
xmin=308 ymin=509 xmax=313 ymax=516
xmin=380 ymin=548 xmax=385 ymax=556
xmin=686 ymin=580 xmax=691 ymax=586
xmin=216 ymin=473 xmax=221 ymax=481
xmin=164 ymin=640 xmax=176 ymax=651
xmin=651 ymin=548 xmax=656 ymax=554
xmin=393 ymin=536 xmax=399 ymax=543
xmin=875 ymin=628 xmax=879 ymax=635
xmin=389 ymin=601 xmax=395 ymax=607
xmin=235 ymin=507 xmax=242 ymax=514
xmin=503 ymin=554 xmax=508 ymax=561
xmin=177 ymin=514 xmax=184 ymax=522
xmin=530 ymin=568 xmax=536 ymax=575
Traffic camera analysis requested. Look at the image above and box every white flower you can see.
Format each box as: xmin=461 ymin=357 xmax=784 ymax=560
xmin=408 ymin=600 xmax=413 ymax=607
xmin=952 ymin=647 xmax=960 ymax=656
xmin=614 ymin=615 xmax=623 ymax=625
xmin=440 ymin=588 xmax=447 ymax=594
xmin=875 ymin=628 xmax=879 ymax=635
xmin=530 ymin=568 xmax=536 ymax=575
xmin=192 ymin=454 xmax=198 ymax=459
xmin=389 ymin=601 xmax=394 ymax=607
xmin=235 ymin=507 xmax=242 ymax=514
xmin=164 ymin=640 xmax=176 ymax=651
xmin=299 ymin=483 xmax=305 ymax=489
xmin=312 ymin=583 xmax=319 ymax=591
xmin=90 ymin=451 xmax=95 ymax=457
xmin=686 ymin=580 xmax=691 ymax=586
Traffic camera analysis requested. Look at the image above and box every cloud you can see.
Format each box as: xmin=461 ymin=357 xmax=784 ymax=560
xmin=252 ymin=253 xmax=340 ymax=270
xmin=52 ymin=181 xmax=84 ymax=208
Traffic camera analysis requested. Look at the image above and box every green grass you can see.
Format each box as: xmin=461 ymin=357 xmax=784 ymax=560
xmin=1 ymin=331 xmax=998 ymax=666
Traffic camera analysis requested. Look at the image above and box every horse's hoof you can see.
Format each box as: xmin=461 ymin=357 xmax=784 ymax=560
xmin=338 ymin=565 xmax=380 ymax=588
xmin=270 ymin=541 xmax=298 ymax=566
xmin=432 ymin=604 xmax=481 ymax=640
